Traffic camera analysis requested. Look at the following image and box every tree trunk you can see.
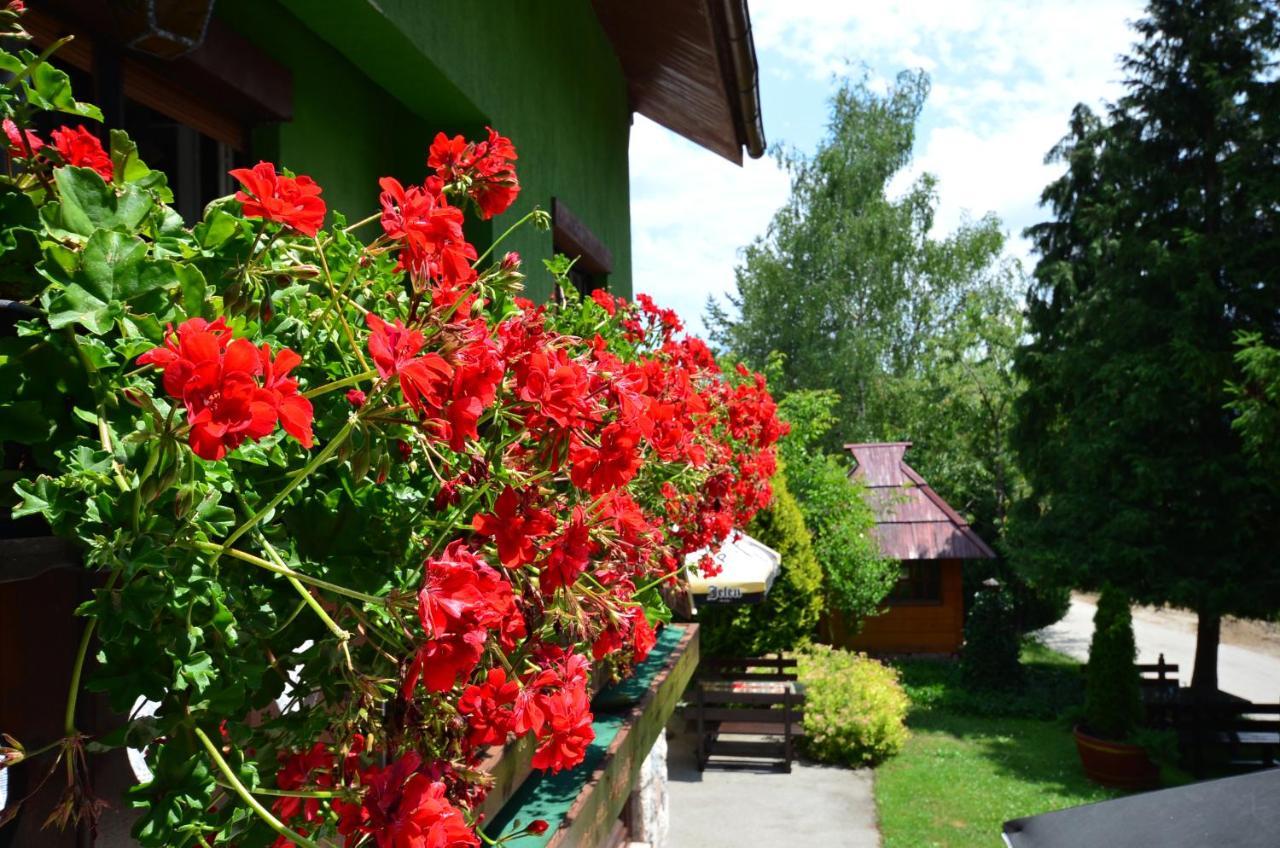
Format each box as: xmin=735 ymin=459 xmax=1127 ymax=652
xmin=1190 ymin=607 xmax=1221 ymax=696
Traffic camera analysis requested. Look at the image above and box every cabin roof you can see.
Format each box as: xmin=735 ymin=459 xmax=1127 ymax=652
xmin=591 ymin=0 xmax=766 ymax=164
xmin=844 ymin=442 xmax=997 ymax=562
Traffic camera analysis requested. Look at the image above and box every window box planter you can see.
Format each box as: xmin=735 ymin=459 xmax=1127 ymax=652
xmin=481 ymin=623 xmax=699 ymax=847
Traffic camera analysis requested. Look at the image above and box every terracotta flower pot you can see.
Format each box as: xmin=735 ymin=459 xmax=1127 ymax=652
xmin=1073 ymin=725 xmax=1159 ymax=790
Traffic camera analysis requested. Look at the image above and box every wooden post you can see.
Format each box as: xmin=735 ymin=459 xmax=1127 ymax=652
xmin=696 ymin=683 xmax=705 ymax=772
xmin=782 ymin=686 xmax=792 ymax=774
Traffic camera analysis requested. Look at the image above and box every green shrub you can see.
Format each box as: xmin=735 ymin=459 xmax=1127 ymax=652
xmin=961 ymin=582 xmax=1023 ymax=691
xmin=698 ymin=470 xmax=824 ymax=656
xmin=775 ymin=391 xmax=898 ymax=621
xmin=795 ymin=644 xmax=909 ymax=766
xmin=963 ymin=561 xmax=1070 ymax=633
xmin=1083 ymin=584 xmax=1143 ymax=740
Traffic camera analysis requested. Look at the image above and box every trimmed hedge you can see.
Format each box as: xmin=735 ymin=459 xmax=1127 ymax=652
xmin=698 ymin=470 xmax=824 ymax=657
xmin=795 ymin=644 xmax=909 ymax=766
xmin=1083 ymin=583 xmax=1143 ymax=740
xmin=961 ymin=583 xmax=1023 ymax=691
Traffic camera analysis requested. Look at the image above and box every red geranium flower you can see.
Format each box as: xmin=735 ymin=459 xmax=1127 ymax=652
xmin=335 ymin=752 xmax=478 ymax=848
xmin=272 ymin=743 xmax=334 ymax=826
xmin=256 ymin=344 xmax=314 ymax=449
xmin=404 ymin=541 xmax=517 ymax=695
xmin=530 ymin=681 xmax=594 ymax=773
xmin=50 ymin=125 xmax=111 ymax=179
xmin=458 ymin=668 xmax=519 ymax=748
xmin=3 ymin=118 xmax=42 ymax=159
xmin=366 ymin=313 xmax=454 ymax=417
xmin=138 ymin=318 xmax=313 ymax=460
xmin=427 ymin=128 xmax=520 ymax=219
xmin=230 ymin=161 xmax=326 ymax=237
xmin=378 ymin=177 xmax=476 ymax=291
xmin=569 ymin=421 xmax=643 ymax=495
xmin=472 ymin=486 xmax=556 ymax=568
xmin=539 ymin=506 xmax=594 ymax=594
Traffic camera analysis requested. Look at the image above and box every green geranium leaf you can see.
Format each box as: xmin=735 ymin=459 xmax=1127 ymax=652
xmin=194 ymin=207 xmax=240 ymax=250
xmin=44 ymin=231 xmax=178 ymax=333
xmin=0 ymin=400 xmax=54 ymax=442
xmin=50 ymin=166 xmax=155 ymax=236
xmin=177 ymin=264 xmax=207 ymax=318
xmin=110 ymin=129 xmax=152 ymax=186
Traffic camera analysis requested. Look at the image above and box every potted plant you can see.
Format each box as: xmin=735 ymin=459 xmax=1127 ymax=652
xmin=1074 ymin=584 xmax=1159 ymax=789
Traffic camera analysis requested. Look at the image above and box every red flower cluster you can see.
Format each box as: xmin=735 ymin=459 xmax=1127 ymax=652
xmin=52 ymin=125 xmax=112 ymax=180
xmin=334 ymin=752 xmax=478 ymax=848
xmin=231 ymin=161 xmax=327 ymax=237
xmin=405 ymin=541 xmax=522 ymax=695
xmin=118 ymin=125 xmax=783 ymax=843
xmin=455 ymin=649 xmax=596 ymax=775
xmin=138 ymin=317 xmax=314 ymax=460
xmin=471 ymin=486 xmax=554 ymax=568
xmin=428 ymin=128 xmax=520 ymax=219
xmin=378 ymin=177 xmax=477 ymax=307
xmin=3 ymin=120 xmax=112 ymax=179
xmin=366 ymin=314 xmax=504 ymax=451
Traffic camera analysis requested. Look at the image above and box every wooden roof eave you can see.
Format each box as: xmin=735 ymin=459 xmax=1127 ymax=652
xmin=591 ymin=0 xmax=765 ymax=165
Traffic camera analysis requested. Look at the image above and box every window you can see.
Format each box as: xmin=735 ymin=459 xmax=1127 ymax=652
xmin=888 ymin=561 xmax=942 ymax=605
xmin=24 ymin=8 xmax=285 ymax=223
xmin=551 ymin=197 xmax=612 ymax=299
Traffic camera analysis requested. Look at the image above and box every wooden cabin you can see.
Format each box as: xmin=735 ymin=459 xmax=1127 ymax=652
xmin=828 ymin=442 xmax=996 ymax=655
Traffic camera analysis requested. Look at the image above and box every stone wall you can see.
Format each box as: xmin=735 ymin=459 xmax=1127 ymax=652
xmin=630 ymin=731 xmax=669 ymax=848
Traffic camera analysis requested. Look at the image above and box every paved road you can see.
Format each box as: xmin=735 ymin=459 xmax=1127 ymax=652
xmin=667 ymin=727 xmax=880 ymax=847
xmin=1036 ymin=597 xmax=1280 ymax=704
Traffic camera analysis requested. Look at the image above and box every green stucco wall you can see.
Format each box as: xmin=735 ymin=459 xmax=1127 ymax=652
xmin=214 ymin=0 xmax=633 ymax=301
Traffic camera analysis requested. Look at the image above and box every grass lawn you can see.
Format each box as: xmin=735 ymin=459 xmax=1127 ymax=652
xmin=874 ymin=640 xmax=1119 ymax=848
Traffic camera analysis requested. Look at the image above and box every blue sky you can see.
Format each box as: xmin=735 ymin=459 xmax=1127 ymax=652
xmin=629 ymin=1 xmax=1147 ymax=336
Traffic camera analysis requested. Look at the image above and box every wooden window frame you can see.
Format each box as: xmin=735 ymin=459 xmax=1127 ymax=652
xmin=552 ymin=197 xmax=613 ymax=298
xmin=886 ymin=560 xmax=944 ymax=606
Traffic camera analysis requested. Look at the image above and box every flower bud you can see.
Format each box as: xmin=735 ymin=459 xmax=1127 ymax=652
xmin=501 ymin=251 xmax=521 ymax=272
xmin=346 ymin=389 xmax=367 ymax=408
xmin=528 ymin=820 xmax=550 ymax=835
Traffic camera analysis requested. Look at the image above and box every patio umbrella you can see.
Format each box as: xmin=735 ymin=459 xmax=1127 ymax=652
xmin=1002 ymin=767 xmax=1280 ymax=848
xmin=684 ymin=532 xmax=780 ymax=606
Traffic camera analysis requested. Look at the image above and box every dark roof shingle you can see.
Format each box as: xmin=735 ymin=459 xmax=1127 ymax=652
xmin=845 ymin=442 xmax=996 ymax=561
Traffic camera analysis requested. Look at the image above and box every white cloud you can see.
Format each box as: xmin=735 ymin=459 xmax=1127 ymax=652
xmin=627 ymin=116 xmax=790 ymax=337
xmin=628 ymin=2 xmax=1147 ymax=334
xmin=750 ymin=0 xmax=1145 ymax=258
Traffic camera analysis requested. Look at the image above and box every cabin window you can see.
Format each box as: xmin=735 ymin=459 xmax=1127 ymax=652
xmin=552 ymin=197 xmax=613 ymax=298
xmin=26 ymin=10 xmax=254 ymax=224
xmin=888 ymin=561 xmax=942 ymax=605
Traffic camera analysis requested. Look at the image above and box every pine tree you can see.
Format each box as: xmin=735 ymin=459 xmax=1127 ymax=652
xmin=1013 ymin=0 xmax=1280 ymax=694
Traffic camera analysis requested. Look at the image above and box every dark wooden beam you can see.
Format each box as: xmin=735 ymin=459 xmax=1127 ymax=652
xmin=552 ymin=197 xmax=614 ymax=276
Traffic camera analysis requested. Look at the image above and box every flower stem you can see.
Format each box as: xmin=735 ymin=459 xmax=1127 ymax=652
xmin=315 ymin=235 xmax=371 ymax=371
xmin=472 ymin=208 xmax=542 ymax=269
xmin=64 ymin=569 xmax=121 ymax=736
xmin=216 ymin=416 xmax=356 ymax=557
xmin=633 ymin=563 xmax=687 ymax=597
xmin=5 ymin=35 xmax=74 ymax=91
xmin=255 ymin=533 xmax=350 ymax=642
xmin=193 ymin=541 xmax=387 ymax=607
xmin=303 ymin=369 xmax=378 ymax=400
xmin=214 ymin=781 xmax=346 ymax=800
xmin=342 ymin=212 xmax=380 ymax=234
xmin=194 ymin=726 xmax=321 ymax=848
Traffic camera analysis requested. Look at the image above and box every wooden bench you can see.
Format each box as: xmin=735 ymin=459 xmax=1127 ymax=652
xmin=1184 ymin=700 xmax=1280 ymax=776
xmin=694 ymin=655 xmax=805 ymax=772
xmin=1137 ymin=654 xmax=1180 ymax=726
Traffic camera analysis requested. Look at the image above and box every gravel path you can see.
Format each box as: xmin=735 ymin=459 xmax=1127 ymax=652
xmin=1036 ymin=595 xmax=1280 ymax=704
